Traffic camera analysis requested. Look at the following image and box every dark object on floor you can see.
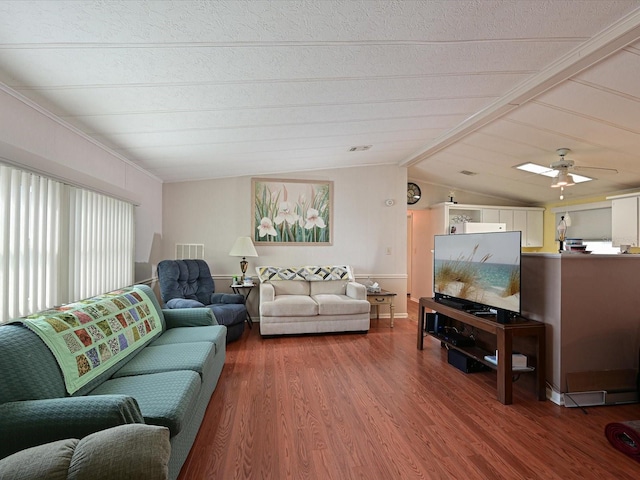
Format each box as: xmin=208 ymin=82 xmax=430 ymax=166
xmin=605 ymin=420 xmax=640 ymax=462
xmin=438 ymin=331 xmax=475 ymax=347
xmin=158 ymin=259 xmax=246 ymax=342
xmin=447 ymin=349 xmax=490 ymax=374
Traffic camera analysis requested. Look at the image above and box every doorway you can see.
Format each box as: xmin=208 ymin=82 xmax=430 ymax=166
xmin=407 ymin=212 xmax=413 ymax=296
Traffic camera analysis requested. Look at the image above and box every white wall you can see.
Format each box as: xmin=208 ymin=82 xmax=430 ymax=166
xmin=163 ymin=165 xmax=409 ymax=316
xmin=0 ymin=84 xmax=163 ymax=282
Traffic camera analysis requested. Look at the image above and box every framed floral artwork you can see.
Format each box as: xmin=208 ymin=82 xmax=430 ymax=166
xmin=252 ymin=178 xmax=333 ymax=245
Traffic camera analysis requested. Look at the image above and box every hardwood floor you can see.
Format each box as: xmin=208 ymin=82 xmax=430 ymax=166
xmin=178 ymin=301 xmax=640 ymax=479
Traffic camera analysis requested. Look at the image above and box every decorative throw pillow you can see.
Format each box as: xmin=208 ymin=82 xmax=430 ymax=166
xmin=67 ymin=424 xmax=170 ymax=480
xmin=166 ymin=298 xmax=205 ymax=309
xmin=304 ymin=273 xmax=324 ymax=281
xmin=0 ymin=439 xmax=78 ymax=480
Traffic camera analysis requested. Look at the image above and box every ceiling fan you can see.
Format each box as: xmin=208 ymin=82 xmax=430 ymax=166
xmin=549 ymin=148 xmax=618 ymax=186
xmin=517 ymin=148 xmax=618 ymax=185
xmin=516 ymin=148 xmax=618 ymax=199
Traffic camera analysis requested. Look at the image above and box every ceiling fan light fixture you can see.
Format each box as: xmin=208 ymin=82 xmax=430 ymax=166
xmin=555 ymin=170 xmax=575 ymax=187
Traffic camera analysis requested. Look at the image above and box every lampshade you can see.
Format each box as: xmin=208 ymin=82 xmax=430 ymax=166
xmin=564 ymin=212 xmax=572 ymax=226
xmin=557 ymin=216 xmax=567 ymax=241
xmin=229 ymin=237 xmax=258 ymax=258
xmin=229 ymin=237 xmax=258 ymax=275
xmin=551 ymin=170 xmax=574 ymax=187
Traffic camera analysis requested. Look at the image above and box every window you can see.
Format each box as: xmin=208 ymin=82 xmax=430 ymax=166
xmin=554 ymin=207 xmax=611 ymax=241
xmin=67 ymin=187 xmax=135 ymax=301
xmin=0 ymin=164 xmax=134 ymax=323
xmin=553 ymin=202 xmax=616 ymax=255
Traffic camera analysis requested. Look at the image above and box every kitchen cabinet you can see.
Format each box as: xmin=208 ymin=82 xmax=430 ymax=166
xmin=482 ymin=208 xmax=517 ymax=232
xmin=431 ymin=203 xmax=543 ymax=246
xmin=431 ymin=203 xmax=482 ymax=234
xmin=610 ymin=196 xmax=639 ymax=247
xmin=481 ymin=208 xmax=499 ymax=223
xmin=514 ymin=209 xmax=544 ymax=247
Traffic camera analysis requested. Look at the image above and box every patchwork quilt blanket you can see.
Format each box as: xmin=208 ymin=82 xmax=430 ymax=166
xmin=12 ymin=286 xmax=162 ymax=394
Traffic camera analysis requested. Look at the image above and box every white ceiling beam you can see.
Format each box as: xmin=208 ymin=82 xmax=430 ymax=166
xmin=400 ymin=7 xmax=640 ymax=168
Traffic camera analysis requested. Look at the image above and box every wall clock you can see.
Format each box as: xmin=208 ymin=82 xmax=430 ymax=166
xmin=407 ymin=182 xmax=421 ymax=205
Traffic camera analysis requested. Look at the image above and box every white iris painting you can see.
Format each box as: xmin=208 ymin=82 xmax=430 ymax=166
xmin=252 ymin=178 xmax=333 ymax=245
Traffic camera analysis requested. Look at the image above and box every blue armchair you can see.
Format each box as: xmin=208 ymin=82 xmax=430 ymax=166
xmin=157 ymin=259 xmax=246 ymax=342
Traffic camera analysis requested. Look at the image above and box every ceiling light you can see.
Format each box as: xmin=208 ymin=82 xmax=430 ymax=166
xmin=554 ymin=170 xmax=575 ymax=187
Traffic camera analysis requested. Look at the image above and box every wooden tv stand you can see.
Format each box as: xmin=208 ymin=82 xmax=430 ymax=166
xmin=418 ymin=297 xmax=546 ymax=405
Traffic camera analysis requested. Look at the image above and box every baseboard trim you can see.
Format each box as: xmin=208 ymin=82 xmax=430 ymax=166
xmin=547 ymin=386 xmax=563 ymax=406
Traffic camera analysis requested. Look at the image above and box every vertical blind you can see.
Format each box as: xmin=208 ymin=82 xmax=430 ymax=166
xmin=0 ymin=164 xmax=134 ymax=323
xmin=68 ymin=188 xmax=134 ymax=301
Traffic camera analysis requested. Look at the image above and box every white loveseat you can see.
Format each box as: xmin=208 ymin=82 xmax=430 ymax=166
xmin=256 ymin=265 xmax=371 ymax=336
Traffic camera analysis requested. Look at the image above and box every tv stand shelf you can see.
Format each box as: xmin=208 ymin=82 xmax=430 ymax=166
xmin=433 ymin=334 xmax=535 ymax=373
xmin=418 ymin=297 xmax=546 ymax=405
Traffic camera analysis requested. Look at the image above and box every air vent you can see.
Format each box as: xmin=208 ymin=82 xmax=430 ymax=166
xmin=175 ymin=243 xmax=204 ymax=259
xmin=349 ymin=145 xmax=372 ymax=152
xmin=460 ymin=170 xmax=477 ymax=176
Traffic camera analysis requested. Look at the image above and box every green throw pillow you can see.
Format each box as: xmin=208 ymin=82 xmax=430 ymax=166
xmin=67 ymin=424 xmax=170 ymax=480
xmin=0 ymin=439 xmax=78 ymax=480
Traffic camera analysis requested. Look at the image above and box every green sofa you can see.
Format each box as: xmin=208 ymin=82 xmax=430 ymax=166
xmin=0 ymin=284 xmax=226 ymax=480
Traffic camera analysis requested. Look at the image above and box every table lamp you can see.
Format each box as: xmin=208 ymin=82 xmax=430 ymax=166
xmin=557 ymin=216 xmax=567 ymax=253
xmin=229 ymin=236 xmax=258 ymax=277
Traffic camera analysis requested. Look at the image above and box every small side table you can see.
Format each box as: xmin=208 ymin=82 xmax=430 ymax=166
xmin=367 ymin=290 xmax=396 ymax=327
xmin=231 ymin=284 xmax=255 ymax=329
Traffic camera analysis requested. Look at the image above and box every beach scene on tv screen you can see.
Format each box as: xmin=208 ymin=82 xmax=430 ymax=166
xmin=434 ymin=232 xmax=520 ymax=312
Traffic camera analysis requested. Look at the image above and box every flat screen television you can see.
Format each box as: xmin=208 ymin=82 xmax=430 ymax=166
xmin=433 ymin=231 xmax=521 ymax=316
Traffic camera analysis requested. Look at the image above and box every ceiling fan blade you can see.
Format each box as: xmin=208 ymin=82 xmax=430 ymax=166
xmin=572 ymin=165 xmax=618 ymax=174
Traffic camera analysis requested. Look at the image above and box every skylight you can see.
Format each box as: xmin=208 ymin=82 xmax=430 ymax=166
xmin=515 ymin=163 xmax=592 ymax=183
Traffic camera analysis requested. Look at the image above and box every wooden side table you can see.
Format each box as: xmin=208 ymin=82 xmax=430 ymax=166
xmin=367 ymin=290 xmax=396 ymax=327
xmin=230 ymin=284 xmax=255 ymax=328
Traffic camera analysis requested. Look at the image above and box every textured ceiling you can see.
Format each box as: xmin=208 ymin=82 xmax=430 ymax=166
xmin=1 ymin=0 xmax=640 ymax=205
